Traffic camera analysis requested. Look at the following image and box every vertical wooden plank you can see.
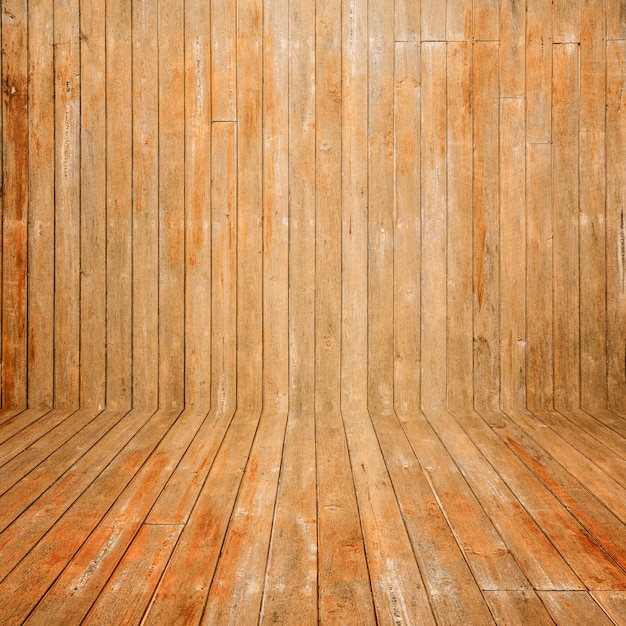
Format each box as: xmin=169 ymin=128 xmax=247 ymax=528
xmin=106 ymin=0 xmax=133 ymax=410
xmin=79 ymin=0 xmax=106 ymax=410
xmin=211 ymin=0 xmax=236 ymax=121
xmin=422 ymin=0 xmax=447 ymax=41
xmin=446 ymin=41 xmax=473 ymax=413
xmin=473 ymin=41 xmax=500 ymax=412
xmin=368 ymin=0 xmax=395 ymax=414
xmin=394 ymin=41 xmax=420 ymax=414
xmin=474 ymin=0 xmax=500 ymax=41
xmin=159 ymin=0 xmax=185 ymax=410
xmin=500 ymin=0 xmax=526 ymax=97
xmin=132 ymin=0 xmax=159 ymax=411
xmin=184 ymin=0 xmax=211 ymax=409
xmin=288 ymin=0 xmax=315 ymax=416
xmin=54 ymin=0 xmax=81 ymax=409
xmin=553 ymin=0 xmax=580 ymax=43
xmin=2 ymin=0 xmax=29 ymax=409
xmin=606 ymin=41 xmax=626 ymax=412
xmin=420 ymin=41 xmax=447 ymax=413
xmin=237 ymin=0 xmax=263 ymax=412
xmin=552 ymin=42 xmax=580 ymax=411
xmin=500 ymin=98 xmax=526 ymax=411
xmin=526 ymin=0 xmax=553 ymax=143
xmin=211 ymin=123 xmax=238 ymax=412
xmin=395 ymin=0 xmax=419 ymax=41
xmin=316 ymin=0 xmax=342 ymax=415
xmin=263 ymin=0 xmax=289 ymax=413
xmin=341 ymin=0 xmax=368 ymax=412
xmin=447 ymin=0 xmax=472 ymax=41
xmin=526 ymin=144 xmax=553 ymax=410
xmin=607 ymin=0 xmax=626 ymax=39
xmin=580 ymin=132 xmax=607 ymax=410
xmin=28 ymin=0 xmax=55 ymax=410
xmin=580 ymin=0 xmax=605 ymax=132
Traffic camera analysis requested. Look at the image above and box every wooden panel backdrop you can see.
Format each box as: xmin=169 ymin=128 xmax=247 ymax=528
xmin=1 ymin=0 xmax=624 ymax=416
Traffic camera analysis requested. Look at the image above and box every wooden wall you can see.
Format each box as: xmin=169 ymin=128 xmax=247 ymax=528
xmin=1 ymin=0 xmax=625 ymax=415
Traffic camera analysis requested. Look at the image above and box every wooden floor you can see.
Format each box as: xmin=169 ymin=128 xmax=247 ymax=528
xmin=0 ymin=404 xmax=625 ymax=625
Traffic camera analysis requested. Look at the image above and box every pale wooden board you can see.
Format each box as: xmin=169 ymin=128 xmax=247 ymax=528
xmin=606 ymin=41 xmax=626 ymax=413
xmin=526 ymin=144 xmax=554 ymax=410
xmin=394 ymin=41 xmax=421 ymax=413
xmin=420 ymin=41 xmax=447 ymax=412
xmin=395 ymin=0 xmax=419 ymax=41
xmin=473 ymin=41 xmax=500 ymax=412
xmin=607 ymin=0 xmax=626 ymax=39
xmin=592 ymin=591 xmax=626 ymax=626
xmin=446 ymin=41 xmax=473 ymax=413
xmin=341 ymin=0 xmax=368 ymax=412
xmin=538 ymin=591 xmax=616 ymax=626
xmin=106 ymin=0 xmax=133 ymax=410
xmin=28 ymin=0 xmax=55 ymax=409
xmin=132 ymin=0 xmax=159 ymax=410
xmin=158 ymin=0 xmax=186 ymax=410
xmin=211 ymin=0 xmax=237 ymax=121
xmin=500 ymin=97 xmax=526 ymax=410
xmin=473 ymin=0 xmax=499 ymax=41
xmin=1 ymin=0 xmax=28 ymax=410
xmin=580 ymin=0 xmax=606 ymax=132
xmin=579 ymin=133 xmax=608 ymax=410
xmin=499 ymin=0 xmax=525 ymax=97
xmin=552 ymin=42 xmax=580 ymax=411
xmin=553 ymin=0 xmax=580 ymax=43
xmin=447 ymin=0 xmax=472 ymax=41
xmin=422 ymin=0 xmax=447 ymax=41
xmin=53 ymin=0 xmax=81 ymax=409
xmin=484 ymin=590 xmax=558 ymax=625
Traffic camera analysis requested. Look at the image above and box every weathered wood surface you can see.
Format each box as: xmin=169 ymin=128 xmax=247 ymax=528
xmin=0 ymin=0 xmax=624 ymax=623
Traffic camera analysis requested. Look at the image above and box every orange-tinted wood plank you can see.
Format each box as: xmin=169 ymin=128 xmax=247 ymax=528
xmin=499 ymin=0 xmax=525 ymax=96
xmin=483 ymin=590 xmax=558 ymax=625
xmin=211 ymin=0 xmax=236 ymax=120
xmin=538 ymin=591 xmax=615 ymax=626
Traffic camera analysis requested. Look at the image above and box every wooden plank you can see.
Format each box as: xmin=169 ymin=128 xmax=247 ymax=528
xmin=579 ymin=133 xmax=607 ymax=410
xmin=0 ymin=407 xmax=53 ymax=448
xmin=372 ymin=410 xmax=496 ymax=624
xmin=132 ymin=0 xmax=159 ymax=411
xmin=483 ymin=590 xmax=559 ymax=625
xmin=446 ymin=41 xmax=473 ymax=413
xmin=526 ymin=144 xmax=554 ymax=410
xmin=447 ymin=0 xmax=472 ymax=41
xmin=394 ymin=41 xmax=421 ymax=414
xmin=158 ymin=0 xmax=185 ymax=410
xmin=315 ymin=410 xmax=375 ymax=623
xmin=343 ymin=410 xmax=437 ymax=625
xmin=0 ymin=408 xmax=172 ymax=625
xmin=106 ymin=0 xmax=133 ymax=410
xmin=538 ymin=591 xmax=615 ymax=625
xmin=28 ymin=0 xmax=55 ymax=409
xmin=399 ymin=410 xmax=531 ymax=591
xmin=82 ymin=525 xmax=182 ymax=626
xmin=79 ymin=0 xmax=106 ymax=410
xmin=262 ymin=0 xmax=289 ymax=414
xmin=341 ymin=0 xmax=368 ymax=412
xmin=607 ymin=0 xmax=626 ymax=39
xmin=395 ymin=0 xmax=419 ymax=41
xmin=593 ymin=591 xmax=626 ymax=624
xmin=499 ymin=0 xmax=525 ymax=96
xmin=474 ymin=0 xmax=499 ymax=41
xmin=422 ymin=0 xmax=446 ymax=41
xmin=211 ymin=0 xmax=237 ymax=121
xmin=552 ymin=43 xmax=580 ymax=411
xmin=2 ymin=0 xmax=29 ymax=409
xmin=54 ymin=0 xmax=81 ymax=409
xmin=606 ymin=41 xmax=626 ymax=413
xmin=500 ymin=97 xmax=526 ymax=411
xmin=288 ymin=0 xmax=315 ymax=416
xmin=420 ymin=41 xmax=447 ymax=413
xmin=473 ymin=41 xmax=500 ymax=412
xmin=580 ymin=0 xmax=606 ymax=132
xmin=205 ymin=410 xmax=288 ymax=624
xmin=553 ymin=0 xmax=580 ymax=43
xmin=211 ymin=122 xmax=238 ymax=412
xmin=236 ymin=0 xmax=263 ymax=411
xmin=526 ymin=0 xmax=553 ymax=143
xmin=316 ymin=0 xmax=342 ymax=415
